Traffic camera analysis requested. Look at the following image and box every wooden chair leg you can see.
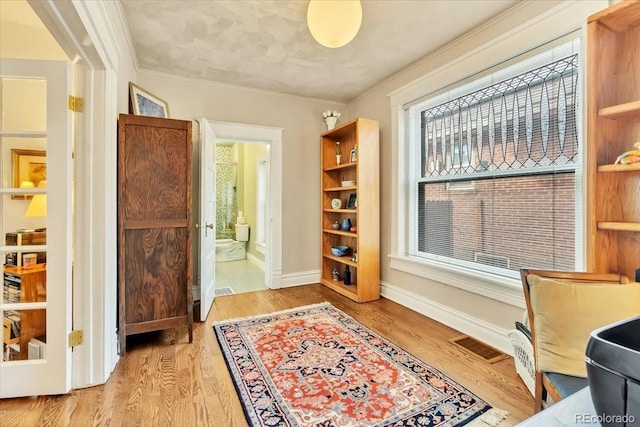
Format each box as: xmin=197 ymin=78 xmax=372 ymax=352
xmin=533 ymin=372 xmax=545 ymax=413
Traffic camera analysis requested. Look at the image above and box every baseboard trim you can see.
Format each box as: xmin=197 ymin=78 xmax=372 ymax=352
xmin=270 ymin=269 xmax=283 ymax=289
xmin=281 ymin=270 xmax=321 ymax=288
xmin=247 ymin=252 xmax=265 ymax=271
xmin=380 ymin=281 xmax=513 ymax=356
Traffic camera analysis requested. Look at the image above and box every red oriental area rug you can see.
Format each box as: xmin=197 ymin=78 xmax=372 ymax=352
xmin=214 ymin=303 xmax=508 ymax=427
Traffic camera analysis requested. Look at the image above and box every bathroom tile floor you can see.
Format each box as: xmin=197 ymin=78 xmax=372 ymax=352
xmin=215 ymin=259 xmax=267 ymax=294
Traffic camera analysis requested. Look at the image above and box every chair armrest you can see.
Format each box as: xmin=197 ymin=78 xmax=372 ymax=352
xmin=515 ymin=321 xmax=532 ymax=342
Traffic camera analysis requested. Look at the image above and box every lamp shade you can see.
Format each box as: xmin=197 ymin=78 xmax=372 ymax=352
xmin=25 ymin=180 xmax=46 ymax=217
xmin=307 ymin=0 xmax=362 ymax=48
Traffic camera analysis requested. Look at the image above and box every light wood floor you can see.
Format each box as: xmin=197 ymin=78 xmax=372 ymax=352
xmin=0 ymin=285 xmax=534 ymax=426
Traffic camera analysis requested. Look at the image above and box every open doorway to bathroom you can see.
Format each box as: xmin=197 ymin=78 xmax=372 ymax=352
xmin=214 ymin=142 xmax=269 ymax=295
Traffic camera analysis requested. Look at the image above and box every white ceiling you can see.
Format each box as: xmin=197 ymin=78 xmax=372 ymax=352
xmin=119 ymin=0 xmax=520 ymax=103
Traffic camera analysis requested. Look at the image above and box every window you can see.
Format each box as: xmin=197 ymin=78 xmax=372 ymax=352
xmin=406 ymin=40 xmax=582 ymax=279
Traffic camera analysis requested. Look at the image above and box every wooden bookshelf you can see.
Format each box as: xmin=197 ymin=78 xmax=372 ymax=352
xmin=586 ymin=0 xmax=640 ymax=279
xmin=320 ymin=118 xmax=380 ymax=302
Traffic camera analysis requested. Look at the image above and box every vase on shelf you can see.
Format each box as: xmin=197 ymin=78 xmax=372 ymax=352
xmin=325 ymin=116 xmax=338 ymax=130
xmin=343 ymin=266 xmax=351 ymax=285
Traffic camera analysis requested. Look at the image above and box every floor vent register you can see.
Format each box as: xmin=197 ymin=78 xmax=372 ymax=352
xmin=449 ymin=335 xmax=509 ymax=364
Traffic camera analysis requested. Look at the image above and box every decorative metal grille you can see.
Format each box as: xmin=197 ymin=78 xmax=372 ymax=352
xmin=420 ymin=54 xmax=579 ymax=179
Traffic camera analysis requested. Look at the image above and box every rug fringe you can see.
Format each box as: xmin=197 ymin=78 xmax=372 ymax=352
xmin=467 ymin=408 xmax=509 ymax=427
xmin=212 ymin=302 xmax=332 ymax=325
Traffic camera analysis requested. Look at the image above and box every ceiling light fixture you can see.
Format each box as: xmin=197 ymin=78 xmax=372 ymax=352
xmin=307 ymin=0 xmax=362 ymax=48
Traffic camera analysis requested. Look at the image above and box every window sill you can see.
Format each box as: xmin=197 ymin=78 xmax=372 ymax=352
xmin=388 ymin=254 xmax=525 ymax=308
xmin=256 ymin=242 xmax=266 ymax=255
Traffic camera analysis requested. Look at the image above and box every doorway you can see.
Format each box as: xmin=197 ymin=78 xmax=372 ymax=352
xmin=214 ymin=141 xmax=269 ymax=295
xmin=207 ymin=120 xmax=284 ymax=294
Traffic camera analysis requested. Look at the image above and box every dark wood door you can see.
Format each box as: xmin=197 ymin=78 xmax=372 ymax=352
xmin=117 ymin=114 xmax=192 ymax=354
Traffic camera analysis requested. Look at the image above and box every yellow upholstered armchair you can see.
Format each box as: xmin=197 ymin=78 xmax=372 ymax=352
xmin=520 ymin=269 xmax=640 ymax=413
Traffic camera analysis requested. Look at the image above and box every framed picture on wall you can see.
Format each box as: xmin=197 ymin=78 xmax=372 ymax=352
xmin=11 ymin=149 xmax=46 ymax=199
xmin=129 ymin=82 xmax=170 ymax=118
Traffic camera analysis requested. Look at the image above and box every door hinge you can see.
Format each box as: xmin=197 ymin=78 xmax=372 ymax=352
xmin=68 ymin=329 xmax=83 ymax=347
xmin=68 ymin=95 xmax=84 ymax=113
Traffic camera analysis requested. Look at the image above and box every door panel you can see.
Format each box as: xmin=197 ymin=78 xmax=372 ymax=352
xmin=198 ymin=119 xmax=216 ymax=321
xmin=0 ymin=59 xmax=72 ymax=397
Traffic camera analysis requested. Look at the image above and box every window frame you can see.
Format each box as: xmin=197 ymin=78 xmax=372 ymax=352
xmin=408 ymin=45 xmax=582 ymax=278
xmin=386 ymin=5 xmax=600 ymax=307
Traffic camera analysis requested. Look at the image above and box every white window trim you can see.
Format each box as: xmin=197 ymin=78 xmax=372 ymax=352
xmin=409 ymin=43 xmax=581 ymax=263
xmin=387 ymin=0 xmax=604 ymax=308
xmin=389 ymin=255 xmax=524 ymax=308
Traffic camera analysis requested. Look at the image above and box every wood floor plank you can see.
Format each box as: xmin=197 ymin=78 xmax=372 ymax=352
xmin=0 ymin=285 xmax=533 ymax=426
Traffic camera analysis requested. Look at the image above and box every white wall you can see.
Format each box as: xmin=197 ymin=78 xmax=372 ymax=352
xmin=0 ymin=0 xmax=67 ymax=60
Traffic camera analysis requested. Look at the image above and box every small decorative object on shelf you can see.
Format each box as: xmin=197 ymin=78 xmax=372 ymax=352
xmin=331 ymin=198 xmax=342 ymax=209
xmin=332 ymin=220 xmax=340 ymax=230
xmin=351 ymin=251 xmax=358 ymax=263
xmin=332 ymin=267 xmax=341 ymax=281
xmin=323 ymin=110 xmax=341 ymax=130
xmin=331 ymin=245 xmax=349 ymax=256
xmin=343 ymin=266 xmax=351 ymax=285
xmin=350 ymin=145 xmax=357 ymax=162
xmin=346 ymin=193 xmax=357 ymax=209
xmin=336 ymin=141 xmax=341 ymax=165
xmin=614 ymin=142 xmax=640 ymax=165
xmin=341 ymin=218 xmax=352 ymax=231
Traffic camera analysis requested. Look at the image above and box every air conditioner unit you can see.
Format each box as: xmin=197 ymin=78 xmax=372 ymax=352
xmin=474 ymin=252 xmax=510 ymax=269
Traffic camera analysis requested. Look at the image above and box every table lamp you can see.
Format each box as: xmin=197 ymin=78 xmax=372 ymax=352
xmin=25 ymin=180 xmax=46 ymax=218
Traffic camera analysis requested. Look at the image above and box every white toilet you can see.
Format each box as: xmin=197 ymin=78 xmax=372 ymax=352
xmin=216 ymin=213 xmax=249 ymax=262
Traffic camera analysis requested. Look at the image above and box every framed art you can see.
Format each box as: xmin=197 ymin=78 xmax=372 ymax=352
xmin=346 ymin=192 xmax=357 ymax=209
xmin=11 ymin=149 xmax=46 ymax=199
xmin=350 ymin=146 xmax=357 ymax=162
xmin=129 ymin=82 xmax=170 ymax=118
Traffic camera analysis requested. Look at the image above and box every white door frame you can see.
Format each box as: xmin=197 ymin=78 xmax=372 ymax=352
xmin=208 ymin=121 xmax=283 ymax=289
xmin=29 ymin=0 xmax=121 ymax=387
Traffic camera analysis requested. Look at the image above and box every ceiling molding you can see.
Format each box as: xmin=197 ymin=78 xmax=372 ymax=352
xmin=137 ymin=68 xmax=347 ymax=106
xmin=110 ymin=0 xmax=139 ymax=71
